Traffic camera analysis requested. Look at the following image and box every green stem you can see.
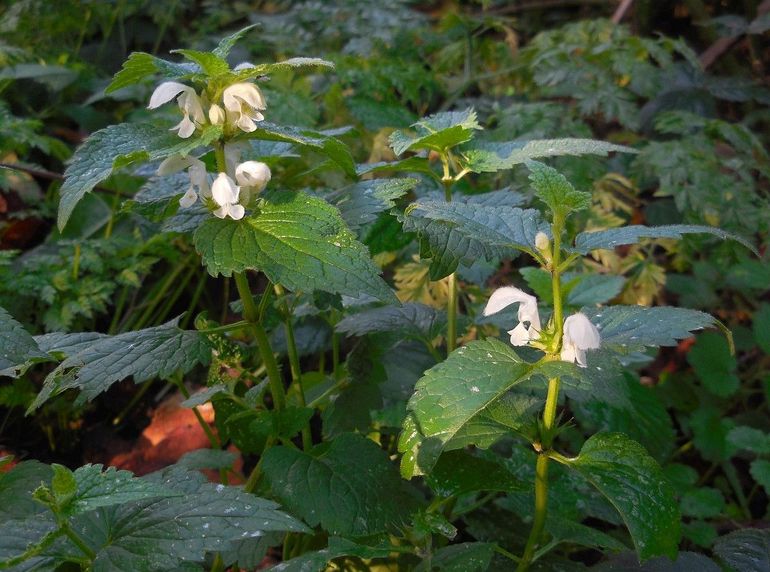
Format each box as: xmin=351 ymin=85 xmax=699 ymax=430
xmin=234 ymin=272 xmax=286 ymax=411
xmin=516 ymin=454 xmax=550 ymax=572
xmin=446 ymin=272 xmax=458 ymax=355
xmin=274 ymin=284 xmax=312 ymax=450
xmin=175 ymin=379 xmax=221 ymax=449
xmin=332 ymin=331 xmax=341 ymax=378
xmin=60 ymin=520 xmax=95 ymax=560
xmin=72 ymin=243 xmax=81 ymax=281
xmin=244 ymin=436 xmax=275 ymax=493
xmin=180 ymin=274 xmax=206 ymax=330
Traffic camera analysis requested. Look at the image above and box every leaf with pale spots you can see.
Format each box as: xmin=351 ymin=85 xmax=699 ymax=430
xmin=194 ymin=191 xmax=396 ymax=303
xmin=262 ymin=433 xmax=415 ymax=536
xmin=563 ymin=433 xmax=680 ymax=561
xmin=398 ymin=339 xmax=537 ymax=478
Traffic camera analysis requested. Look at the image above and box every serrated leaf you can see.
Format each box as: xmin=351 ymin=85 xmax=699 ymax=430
xmin=753 ymin=304 xmax=770 ymax=355
xmin=566 ymin=275 xmax=625 ymax=307
xmin=582 ymin=305 xmax=715 ymax=353
xmin=390 ymin=109 xmax=482 ymax=155
xmin=727 ymin=426 xmax=770 ymax=455
xmin=750 ymin=460 xmax=770 ymax=496
xmin=415 ymin=542 xmax=495 ymax=572
xmin=212 ymin=24 xmax=259 ymax=59
xmin=461 ymin=138 xmax=635 ymax=173
xmin=680 ymin=487 xmax=725 ymax=519
xmin=105 ymin=52 xmax=198 ymax=93
xmin=72 ymin=467 xmax=307 ymax=572
xmin=563 ymin=433 xmax=680 ymax=561
xmin=194 ymin=191 xmax=396 ymax=303
xmin=687 ymin=331 xmax=739 ymax=397
xmin=58 ymin=122 xmax=221 ymax=230
xmin=426 ymin=450 xmax=526 ymax=497
xmin=356 ymin=157 xmax=437 ymax=179
xmin=0 ymin=306 xmax=47 ymax=377
xmin=326 ymin=178 xmax=418 ymax=231
xmin=262 ymin=433 xmax=415 ymax=536
xmin=402 ymin=194 xmax=547 ymax=280
xmin=527 ymin=161 xmax=591 ymax=215
xmin=30 ymin=318 xmax=211 ymax=410
xmin=398 ymin=339 xmax=535 ymax=478
xmin=713 ymin=528 xmax=770 ymax=572
xmin=573 ymin=225 xmax=757 ymax=255
xmin=592 ymin=551 xmax=721 ymax=572
xmin=271 ymin=537 xmax=392 ymax=572
xmin=0 ymin=461 xmax=52 ymax=519
xmin=34 ymin=331 xmax=109 ymax=357
xmin=172 ymin=49 xmax=230 ymax=76
xmin=233 ymin=57 xmax=335 ymax=82
xmin=336 ymin=303 xmax=446 ymax=341
xmin=546 ymin=516 xmax=628 ymax=552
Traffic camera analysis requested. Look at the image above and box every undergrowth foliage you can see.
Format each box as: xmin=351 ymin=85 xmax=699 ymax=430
xmin=1 ymin=9 xmax=769 ymax=572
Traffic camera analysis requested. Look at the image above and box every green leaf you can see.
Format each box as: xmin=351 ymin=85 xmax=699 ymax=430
xmin=415 ymin=542 xmax=496 ymax=572
xmin=233 ymin=57 xmax=335 ymax=81
xmin=172 ymin=49 xmax=230 ymax=76
xmin=687 ymin=331 xmax=739 ymax=397
xmin=250 ymin=122 xmax=355 ymax=177
xmin=546 ymin=516 xmax=628 ymax=552
xmin=398 ymin=339 xmax=534 ymax=478
xmin=336 ymin=303 xmax=446 ymax=341
xmin=527 ymin=161 xmax=591 ymax=216
xmin=326 ymin=178 xmax=418 ymax=232
xmin=753 ymin=304 xmax=770 ymax=355
xmin=50 ymin=464 xmax=77 ymax=505
xmin=0 ymin=306 xmax=47 ymax=377
xmin=0 ymin=461 xmax=52 ymax=519
xmin=727 ymin=426 xmax=770 ymax=455
xmin=58 ymin=122 xmax=221 ymax=230
xmin=461 ymin=138 xmax=635 ymax=173
xmin=262 ymin=433 xmax=415 ymax=536
xmin=390 ymin=109 xmax=482 ymax=155
xmin=573 ymin=224 xmax=757 ymax=255
xmin=750 ymin=460 xmax=770 ymax=495
xmin=592 ymin=551 xmax=720 ymax=572
xmin=212 ymin=24 xmax=259 ymax=59
xmin=75 ymin=467 xmax=307 ymax=572
xmin=401 ymin=195 xmax=547 ymax=280
xmin=426 ymin=450 xmax=526 ymax=497
xmin=30 ymin=318 xmax=211 ymax=410
xmin=680 ymin=488 xmax=725 ymax=519
xmin=713 ymin=528 xmax=770 ymax=572
xmin=582 ymin=305 xmax=715 ymax=353
xmin=105 ymin=52 xmax=197 ymax=93
xmin=34 ymin=331 xmax=108 ymax=358
xmin=563 ymin=433 xmax=680 ymax=561
xmin=566 ymin=275 xmax=625 ymax=307
xmin=690 ymin=407 xmax=736 ymax=462
xmin=271 ymin=537 xmax=391 ymax=572
xmin=194 ymin=191 xmax=396 ymax=303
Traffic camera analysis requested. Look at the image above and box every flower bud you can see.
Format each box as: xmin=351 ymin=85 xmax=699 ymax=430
xmin=208 ymin=104 xmax=226 ymax=125
xmin=535 ymin=232 xmax=550 ymax=252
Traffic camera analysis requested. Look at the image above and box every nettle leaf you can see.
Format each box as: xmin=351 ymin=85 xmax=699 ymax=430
xmin=0 ymin=306 xmax=47 ymax=377
xmin=105 ymin=52 xmax=198 ymax=93
xmin=398 ymin=339 xmax=535 ymax=478
xmin=58 ymin=122 xmax=222 ymax=230
xmin=527 ymin=161 xmax=591 ymax=215
xmin=390 ymin=109 xmax=482 ymax=155
xmin=262 ymin=433 xmax=415 ymax=536
xmin=233 ymin=57 xmax=335 ymax=82
xmin=546 ymin=516 xmax=628 ymax=552
xmin=74 ymin=467 xmax=307 ymax=572
xmin=356 ymin=157 xmax=437 ymax=179
xmin=713 ymin=528 xmax=770 ymax=572
xmin=30 ymin=318 xmax=211 ymax=410
xmin=573 ymin=224 xmax=757 ymax=255
xmin=402 ymin=195 xmax=547 ymax=280
xmin=461 ymin=138 xmax=634 ymax=173
xmin=60 ymin=464 xmax=178 ymax=516
xmin=212 ymin=24 xmax=258 ymax=59
xmin=326 ymin=178 xmax=418 ymax=232
xmin=415 ymin=542 xmax=496 ymax=572
xmin=0 ymin=461 xmax=52 ymax=519
xmin=194 ymin=191 xmax=396 ymax=303
xmin=727 ymin=426 xmax=770 ymax=455
xmin=582 ymin=305 xmax=715 ymax=353
xmin=172 ymin=49 xmax=230 ymax=76
xmin=336 ymin=303 xmax=446 ymax=341
xmin=687 ymin=331 xmax=740 ymax=397
xmin=272 ymin=537 xmax=391 ymax=572
xmin=250 ymin=123 xmax=355 ymax=177
xmin=34 ymin=331 xmax=109 ymax=358
xmin=563 ymin=433 xmax=680 ymax=561
xmin=426 ymin=450 xmax=526 ymax=497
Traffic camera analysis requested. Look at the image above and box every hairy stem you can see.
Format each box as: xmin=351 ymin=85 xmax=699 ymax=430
xmin=60 ymin=520 xmax=96 ymax=561
xmin=441 ymin=152 xmax=459 ymax=355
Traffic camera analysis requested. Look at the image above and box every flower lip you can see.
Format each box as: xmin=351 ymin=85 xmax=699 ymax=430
xmin=211 ymin=173 xmax=245 ymax=220
xmin=484 ymin=286 xmax=542 ymax=346
xmin=235 ymin=161 xmax=271 ymax=190
xmin=561 ymin=312 xmax=601 ymax=367
xmin=148 ymin=81 xmax=191 ymax=109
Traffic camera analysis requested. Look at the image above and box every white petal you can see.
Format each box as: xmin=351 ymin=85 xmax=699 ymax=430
xmin=228 ymin=204 xmax=245 ymax=220
xmin=172 ymin=114 xmax=196 ymax=138
xmin=157 ymin=154 xmax=193 ymax=176
xmin=236 ymin=113 xmax=257 ymax=133
xmin=148 ymin=81 xmax=190 ymax=109
xmin=560 ymin=342 xmax=579 ymax=365
xmin=483 ymin=286 xmax=538 ymax=316
xmin=563 ymin=313 xmax=601 ymax=350
xmin=224 ymin=141 xmax=249 ymax=174
xmin=179 ymin=188 xmax=198 ymax=208
xmin=212 ymin=173 xmax=238 ymax=206
xmin=187 ymin=161 xmax=209 ymax=195
xmin=178 ymin=90 xmax=206 ymax=124
xmin=208 ymin=103 xmax=226 ymax=125
xmin=507 ymin=323 xmax=531 ymax=346
xmin=213 ymin=205 xmax=227 ymax=219
xmin=223 ymin=82 xmax=266 ymax=110
xmin=235 ymin=161 xmax=271 ymax=190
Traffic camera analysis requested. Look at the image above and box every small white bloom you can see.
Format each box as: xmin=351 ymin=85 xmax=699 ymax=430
xmin=148 ymin=81 xmax=205 ymax=139
xmin=223 ymin=82 xmax=266 ymax=133
xmin=535 ymin=232 xmax=550 ymax=251
xmin=211 ymin=173 xmax=245 ymax=220
xmin=179 ymin=188 xmax=198 ymax=208
xmin=235 ymin=161 xmax=271 ymax=191
xmin=208 ymin=103 xmax=226 ymax=126
xmin=483 ymin=286 xmax=542 ymax=346
xmin=561 ymin=313 xmax=601 ymax=367
xmin=157 ymin=155 xmax=211 ymax=207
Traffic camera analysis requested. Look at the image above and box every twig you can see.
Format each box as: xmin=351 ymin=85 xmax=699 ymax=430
xmin=699 ymin=0 xmax=770 ymax=69
xmin=611 ymin=0 xmax=634 ymax=24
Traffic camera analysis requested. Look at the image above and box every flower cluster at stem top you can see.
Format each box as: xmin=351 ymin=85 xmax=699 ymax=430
xmin=483 ymin=286 xmax=601 ymax=367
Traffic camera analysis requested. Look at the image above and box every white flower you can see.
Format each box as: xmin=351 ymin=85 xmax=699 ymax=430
xmin=235 ymin=161 xmax=271 ymax=191
xmin=223 ymin=141 xmax=250 ymax=174
xmin=561 ymin=313 xmax=601 ymax=367
xmin=211 ymin=173 xmax=245 ymax=220
xmin=148 ymin=81 xmax=205 ymax=139
xmin=483 ymin=287 xmax=542 ymax=346
xmin=157 ymin=155 xmax=210 ymax=207
xmin=223 ymin=82 xmax=266 ymax=133
xmin=208 ymin=103 xmax=226 ymax=126
xmin=535 ymin=232 xmax=550 ymax=251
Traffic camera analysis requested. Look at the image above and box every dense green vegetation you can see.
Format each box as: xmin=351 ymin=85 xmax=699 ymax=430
xmin=1 ymin=1 xmax=769 ymax=570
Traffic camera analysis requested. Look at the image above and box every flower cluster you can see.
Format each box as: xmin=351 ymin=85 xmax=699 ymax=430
xmin=483 ymin=286 xmax=601 ymax=367
xmin=147 ymin=77 xmax=266 ymax=139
